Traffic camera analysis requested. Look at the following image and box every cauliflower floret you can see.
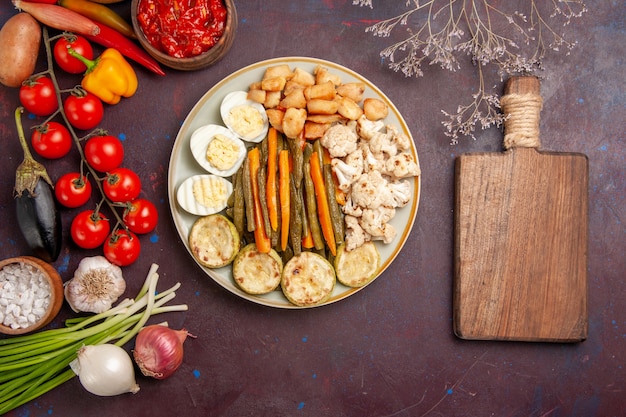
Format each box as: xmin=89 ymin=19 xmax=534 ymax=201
xmin=387 ymin=179 xmax=412 ymax=208
xmin=368 ymin=131 xmax=398 ymax=158
xmin=342 ymin=194 xmax=363 ymax=217
xmin=320 ymin=123 xmax=358 ymax=158
xmin=344 ymin=215 xmax=370 ymax=251
xmin=359 ymin=207 xmax=397 ymax=244
xmin=384 ymin=152 xmax=421 ymax=179
xmin=356 ymin=114 xmax=385 ymax=140
xmin=387 ymin=124 xmax=412 ymax=152
xmin=344 ymin=147 xmax=364 ymax=169
xmin=360 ymin=142 xmax=385 ymax=173
xmin=350 ymin=171 xmax=392 ymax=209
xmin=332 ymin=157 xmax=363 ymax=193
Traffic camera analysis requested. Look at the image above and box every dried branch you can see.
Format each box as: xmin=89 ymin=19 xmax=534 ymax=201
xmin=354 ymin=0 xmax=586 ymax=143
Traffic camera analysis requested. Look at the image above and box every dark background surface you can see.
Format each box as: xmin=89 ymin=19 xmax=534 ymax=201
xmin=1 ymin=1 xmax=624 ymax=416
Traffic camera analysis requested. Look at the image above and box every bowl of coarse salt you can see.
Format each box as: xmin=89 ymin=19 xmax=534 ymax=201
xmin=0 ymin=256 xmax=63 ymax=335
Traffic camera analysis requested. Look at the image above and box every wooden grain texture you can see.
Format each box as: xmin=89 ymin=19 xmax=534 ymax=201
xmin=453 ymin=77 xmax=589 ymax=342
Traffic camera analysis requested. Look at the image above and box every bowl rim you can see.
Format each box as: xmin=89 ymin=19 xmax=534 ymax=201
xmin=131 ymin=0 xmax=238 ymax=68
xmin=0 ymin=256 xmax=63 ymax=335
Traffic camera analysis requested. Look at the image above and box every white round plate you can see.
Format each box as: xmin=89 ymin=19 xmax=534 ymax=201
xmin=168 ymin=57 xmax=421 ymax=309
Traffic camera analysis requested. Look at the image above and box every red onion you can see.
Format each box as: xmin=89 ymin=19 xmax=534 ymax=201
xmin=133 ymin=325 xmax=194 ymax=380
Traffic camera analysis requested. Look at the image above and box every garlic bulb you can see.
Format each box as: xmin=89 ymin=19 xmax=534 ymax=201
xmin=64 ymin=256 xmax=126 ymax=313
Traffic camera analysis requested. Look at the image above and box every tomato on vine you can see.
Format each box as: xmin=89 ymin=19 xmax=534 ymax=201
xmin=31 ymin=121 xmax=73 ymax=159
xmin=123 ymin=198 xmax=158 ymax=234
xmin=85 ymin=134 xmax=125 ymax=172
xmin=103 ymin=168 xmax=141 ymax=202
xmin=53 ymin=34 xmax=93 ymax=74
xmin=71 ymin=210 xmax=110 ymax=249
xmin=104 ymin=230 xmax=141 ymax=266
xmin=55 ymin=172 xmax=92 ymax=208
xmin=64 ymin=91 xmax=104 ymax=130
xmin=19 ymin=76 xmax=58 ymax=117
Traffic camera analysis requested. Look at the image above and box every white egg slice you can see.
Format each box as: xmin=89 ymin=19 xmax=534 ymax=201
xmin=220 ymin=91 xmax=269 ymax=143
xmin=177 ymin=174 xmax=233 ymax=216
xmin=190 ymin=124 xmax=247 ymax=177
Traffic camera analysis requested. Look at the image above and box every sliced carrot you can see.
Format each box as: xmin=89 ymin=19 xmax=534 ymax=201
xmin=266 ymin=127 xmax=279 ymax=231
xmin=322 ymin=147 xmax=332 ymax=164
xmin=279 ymin=149 xmax=291 ymax=251
xmin=301 ymin=222 xmax=315 ymax=249
xmin=248 ymin=148 xmax=271 ymax=253
xmin=309 ymin=151 xmax=336 ymax=256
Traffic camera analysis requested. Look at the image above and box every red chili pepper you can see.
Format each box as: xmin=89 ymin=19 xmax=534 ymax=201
xmin=83 ymin=21 xmax=165 ymax=76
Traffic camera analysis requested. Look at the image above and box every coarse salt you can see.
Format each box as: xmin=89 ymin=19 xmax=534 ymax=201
xmin=0 ymin=262 xmax=51 ymax=330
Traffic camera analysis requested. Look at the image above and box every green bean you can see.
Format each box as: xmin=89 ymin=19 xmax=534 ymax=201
xmin=303 ymin=142 xmax=313 ymax=162
xmin=260 ymin=133 xmax=269 ymax=166
xmin=257 ymin=166 xmax=272 ymax=237
xmin=286 ymin=137 xmax=304 ymax=188
xmin=289 ymin=176 xmax=302 ymax=255
xmin=232 ymin=167 xmax=246 ymax=237
xmin=303 ymin=162 xmax=325 ymax=250
xmin=313 ymin=139 xmax=324 ymax=168
xmin=323 ymin=163 xmax=344 ymax=246
xmin=298 ymin=183 xmax=310 ymax=241
xmin=242 ymin=156 xmax=255 ymax=232
xmin=272 ymin=181 xmax=281 ymax=249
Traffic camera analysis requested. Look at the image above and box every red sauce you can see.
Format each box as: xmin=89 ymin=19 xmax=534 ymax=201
xmin=137 ymin=0 xmax=227 ymax=59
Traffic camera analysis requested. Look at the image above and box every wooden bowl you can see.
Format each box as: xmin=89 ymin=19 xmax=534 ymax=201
xmin=131 ymin=0 xmax=237 ymax=71
xmin=0 ymin=256 xmax=64 ymax=335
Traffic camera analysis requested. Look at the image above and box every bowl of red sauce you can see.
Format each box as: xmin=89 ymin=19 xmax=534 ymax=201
xmin=131 ymin=0 xmax=237 ymax=71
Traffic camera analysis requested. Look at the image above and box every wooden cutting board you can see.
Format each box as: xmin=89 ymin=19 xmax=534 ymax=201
xmin=453 ymin=76 xmax=588 ymax=342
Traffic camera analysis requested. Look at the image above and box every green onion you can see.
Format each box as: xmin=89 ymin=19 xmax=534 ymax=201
xmin=0 ymin=263 xmax=187 ymax=414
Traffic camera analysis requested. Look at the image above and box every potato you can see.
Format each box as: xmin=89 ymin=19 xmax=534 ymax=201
xmin=0 ymin=13 xmax=41 ymax=88
xmin=307 ymin=99 xmax=339 ymax=115
xmin=337 ymin=96 xmax=364 ymax=120
xmin=283 ymin=80 xmax=305 ymax=96
xmin=303 ymin=121 xmax=330 ymax=139
xmin=261 ymin=76 xmax=287 ymax=92
xmin=247 ymin=89 xmax=266 ymax=104
xmin=264 ymin=64 xmax=293 ymax=80
xmin=280 ymin=88 xmax=307 ymax=109
xmin=264 ymin=90 xmax=282 ymax=109
xmin=337 ymin=82 xmax=365 ymax=103
xmin=363 ymin=98 xmax=389 ymax=120
xmin=304 ymin=81 xmax=336 ymax=101
xmin=266 ymin=108 xmax=285 ymax=132
xmin=282 ymin=107 xmax=307 ymax=138
xmin=291 ymin=67 xmax=315 ymax=86
xmin=306 ymin=113 xmax=345 ymax=124
xmin=314 ymin=65 xmax=342 ymax=86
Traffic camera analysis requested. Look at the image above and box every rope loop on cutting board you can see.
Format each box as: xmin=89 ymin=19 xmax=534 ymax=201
xmin=501 ymin=92 xmax=543 ymax=150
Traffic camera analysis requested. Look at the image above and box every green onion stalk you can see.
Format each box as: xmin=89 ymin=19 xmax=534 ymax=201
xmin=0 ymin=263 xmax=187 ymax=414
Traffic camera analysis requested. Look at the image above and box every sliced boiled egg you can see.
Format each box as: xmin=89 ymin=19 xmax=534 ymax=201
xmin=220 ymin=91 xmax=269 ymax=143
xmin=177 ymin=174 xmax=233 ymax=216
xmin=190 ymin=124 xmax=247 ymax=177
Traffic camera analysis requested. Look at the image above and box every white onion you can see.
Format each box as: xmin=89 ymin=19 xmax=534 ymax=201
xmin=70 ymin=344 xmax=140 ymax=396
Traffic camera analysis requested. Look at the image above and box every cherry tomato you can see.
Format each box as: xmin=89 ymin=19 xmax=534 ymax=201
xmin=30 ymin=121 xmax=73 ymax=159
xmin=71 ymin=210 xmax=110 ymax=249
xmin=64 ymin=92 xmax=104 ymax=130
xmin=123 ymin=198 xmax=158 ymax=234
xmin=55 ymin=172 xmax=92 ymax=208
xmin=104 ymin=230 xmax=141 ymax=266
xmin=103 ymin=168 xmax=141 ymax=202
xmin=19 ymin=76 xmax=58 ymax=117
xmin=84 ymin=135 xmax=125 ymax=172
xmin=53 ymin=34 xmax=93 ymax=74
